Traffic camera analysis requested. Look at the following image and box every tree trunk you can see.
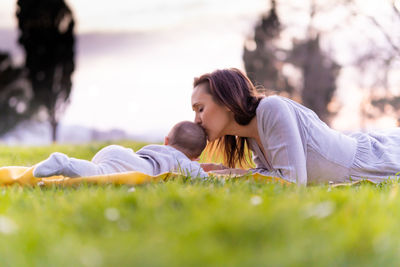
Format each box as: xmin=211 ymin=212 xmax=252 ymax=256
xmin=50 ymin=109 xmax=58 ymax=143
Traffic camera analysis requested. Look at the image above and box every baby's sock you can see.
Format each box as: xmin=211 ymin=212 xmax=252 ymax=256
xmin=33 ymin=152 xmax=71 ymax=177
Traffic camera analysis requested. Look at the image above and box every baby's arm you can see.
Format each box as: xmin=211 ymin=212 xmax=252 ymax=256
xmin=33 ymin=152 xmax=104 ymax=178
xmin=176 ymin=160 xmax=208 ymax=178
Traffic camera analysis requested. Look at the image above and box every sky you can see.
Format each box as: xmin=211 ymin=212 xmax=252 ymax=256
xmin=0 ymin=0 xmax=269 ymax=141
xmin=0 ymin=0 xmax=398 ymax=143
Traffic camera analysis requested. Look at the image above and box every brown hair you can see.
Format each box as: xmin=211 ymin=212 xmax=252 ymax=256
xmin=193 ymin=68 xmax=264 ymax=168
xmin=168 ymin=121 xmax=207 ymax=159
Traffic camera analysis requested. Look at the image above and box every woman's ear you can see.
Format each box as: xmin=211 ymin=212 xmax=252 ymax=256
xmin=164 ymin=136 xmax=169 ymax=145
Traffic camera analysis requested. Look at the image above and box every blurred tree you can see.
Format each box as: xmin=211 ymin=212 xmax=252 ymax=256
xmin=244 ymin=0 xmax=400 ymax=128
xmin=288 ymin=36 xmax=341 ymax=124
xmin=347 ymin=0 xmax=400 ymax=126
xmin=0 ymin=52 xmax=32 ymax=135
xmin=243 ymin=0 xmax=295 ymax=97
xmin=243 ymin=0 xmax=340 ymax=124
xmin=16 ymin=0 xmax=75 ymax=142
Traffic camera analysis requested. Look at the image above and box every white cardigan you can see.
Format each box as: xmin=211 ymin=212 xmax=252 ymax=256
xmin=249 ymin=96 xmax=400 ymax=185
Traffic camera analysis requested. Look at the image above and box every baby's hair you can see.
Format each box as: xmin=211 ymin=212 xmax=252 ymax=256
xmin=168 ymin=121 xmax=207 ymax=159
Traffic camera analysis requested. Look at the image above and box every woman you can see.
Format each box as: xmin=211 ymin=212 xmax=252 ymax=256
xmin=191 ymin=68 xmax=400 ymax=185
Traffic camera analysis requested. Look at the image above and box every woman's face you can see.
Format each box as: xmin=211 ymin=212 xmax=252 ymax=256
xmin=191 ymin=83 xmax=233 ymax=141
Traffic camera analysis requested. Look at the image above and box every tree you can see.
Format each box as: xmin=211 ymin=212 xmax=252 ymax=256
xmin=243 ymin=0 xmax=341 ymax=124
xmin=0 ymin=52 xmax=32 ymax=136
xmin=288 ymin=36 xmax=340 ymax=124
xmin=244 ymin=0 xmax=400 ymax=128
xmin=16 ymin=0 xmax=75 ymax=142
xmin=347 ymin=0 xmax=400 ymax=127
xmin=243 ymin=0 xmax=294 ymax=97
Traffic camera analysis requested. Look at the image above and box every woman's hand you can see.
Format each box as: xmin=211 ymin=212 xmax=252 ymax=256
xmin=208 ymin=168 xmax=249 ymax=175
xmin=200 ymin=163 xmax=227 ymax=172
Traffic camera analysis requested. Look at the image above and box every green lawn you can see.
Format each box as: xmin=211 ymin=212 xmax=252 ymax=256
xmin=0 ymin=142 xmax=399 ymax=266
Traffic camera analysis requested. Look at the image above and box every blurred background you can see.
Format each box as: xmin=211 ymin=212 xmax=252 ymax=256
xmin=0 ymin=0 xmax=399 ymax=145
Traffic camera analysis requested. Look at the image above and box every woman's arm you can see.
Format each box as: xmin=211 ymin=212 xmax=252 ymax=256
xmin=258 ymin=96 xmax=308 ymax=185
xmin=208 ymin=168 xmax=249 ymax=175
xmin=200 ymin=163 xmax=228 ymax=172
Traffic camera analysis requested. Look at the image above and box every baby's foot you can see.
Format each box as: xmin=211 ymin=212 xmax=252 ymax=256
xmin=33 ymin=152 xmax=69 ymax=177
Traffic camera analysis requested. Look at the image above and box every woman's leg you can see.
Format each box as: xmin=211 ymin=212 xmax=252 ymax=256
xmin=33 ymin=152 xmax=105 ymax=178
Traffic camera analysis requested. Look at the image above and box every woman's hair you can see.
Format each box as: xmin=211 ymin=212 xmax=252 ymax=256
xmin=169 ymin=121 xmax=207 ymax=159
xmin=193 ymin=68 xmax=264 ymax=168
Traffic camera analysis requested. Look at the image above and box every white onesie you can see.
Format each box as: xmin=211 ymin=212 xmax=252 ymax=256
xmin=33 ymin=145 xmax=208 ymax=178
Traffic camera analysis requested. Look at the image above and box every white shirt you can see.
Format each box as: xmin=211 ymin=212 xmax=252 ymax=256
xmin=249 ymin=96 xmax=400 ymax=185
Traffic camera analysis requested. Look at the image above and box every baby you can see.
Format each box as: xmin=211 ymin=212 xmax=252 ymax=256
xmin=33 ymin=121 xmax=208 ymax=178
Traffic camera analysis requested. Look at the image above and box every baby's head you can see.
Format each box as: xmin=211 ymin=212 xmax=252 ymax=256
xmin=165 ymin=121 xmax=207 ymax=160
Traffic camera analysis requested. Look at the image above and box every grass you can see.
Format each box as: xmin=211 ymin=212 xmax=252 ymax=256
xmin=0 ymin=142 xmax=399 ymax=266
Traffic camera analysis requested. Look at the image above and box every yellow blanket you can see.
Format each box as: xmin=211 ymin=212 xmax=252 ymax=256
xmin=0 ymin=166 xmax=291 ymax=187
